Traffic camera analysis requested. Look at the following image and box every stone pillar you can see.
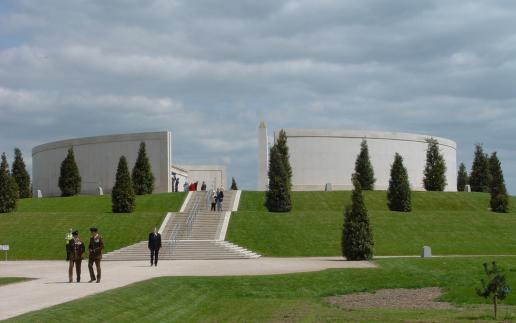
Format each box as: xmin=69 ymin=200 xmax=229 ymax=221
xmin=257 ymin=121 xmax=269 ymax=191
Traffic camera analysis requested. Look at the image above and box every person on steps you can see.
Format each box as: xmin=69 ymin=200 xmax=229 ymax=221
xmin=210 ymin=190 xmax=217 ymax=212
xmin=216 ymin=188 xmax=224 ymax=212
xmin=148 ymin=227 xmax=162 ymax=267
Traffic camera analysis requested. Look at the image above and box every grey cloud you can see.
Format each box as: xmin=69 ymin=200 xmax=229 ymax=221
xmin=1 ymin=0 xmax=515 ymax=192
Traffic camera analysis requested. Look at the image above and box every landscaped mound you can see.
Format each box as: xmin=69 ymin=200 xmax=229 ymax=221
xmin=227 ymin=191 xmax=516 ymax=257
xmin=0 ymin=192 xmax=185 ymax=259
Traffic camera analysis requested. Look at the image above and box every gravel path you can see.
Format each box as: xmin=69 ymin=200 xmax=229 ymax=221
xmin=326 ymin=287 xmax=453 ymax=310
xmin=0 ymin=257 xmax=374 ymax=320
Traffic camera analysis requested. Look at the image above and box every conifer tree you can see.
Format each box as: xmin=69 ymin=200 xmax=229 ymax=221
xmin=470 ymin=144 xmax=490 ymax=192
xmin=12 ymin=148 xmax=31 ymax=198
xmin=265 ymin=145 xmax=292 ymax=212
xmin=342 ymin=174 xmax=374 ymax=260
xmin=58 ymin=148 xmax=81 ymax=197
xmin=132 ymin=142 xmax=154 ymax=195
xmin=112 ymin=156 xmax=136 ymax=213
xmin=354 ymin=139 xmax=376 ymax=190
xmin=230 ymin=177 xmax=238 ymax=190
xmin=275 ymin=129 xmax=293 ymax=189
xmin=423 ymin=138 xmax=447 ymax=191
xmin=0 ymin=153 xmax=19 ymax=213
xmin=457 ymin=163 xmax=468 ymax=192
xmin=387 ymin=153 xmax=412 ymax=212
xmin=488 ymin=152 xmax=509 ymax=213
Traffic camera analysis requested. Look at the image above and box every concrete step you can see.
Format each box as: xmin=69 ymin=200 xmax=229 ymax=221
xmin=104 ymin=190 xmax=260 ymax=261
xmin=104 ymin=240 xmax=260 ymax=260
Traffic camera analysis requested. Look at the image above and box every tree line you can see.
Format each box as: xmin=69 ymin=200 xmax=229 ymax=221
xmin=0 ymin=149 xmax=31 ymax=213
xmin=0 ymin=142 xmax=154 ymax=213
xmin=265 ymin=132 xmax=510 ymax=260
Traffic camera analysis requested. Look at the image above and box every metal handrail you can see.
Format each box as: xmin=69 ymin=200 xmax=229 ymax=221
xmin=169 ymin=223 xmax=181 ymax=254
xmin=169 ymin=191 xmax=214 ymax=255
xmin=169 ymin=191 xmax=209 ymax=255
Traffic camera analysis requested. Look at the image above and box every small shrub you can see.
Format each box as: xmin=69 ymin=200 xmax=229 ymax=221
xmin=231 ymin=177 xmax=238 ymax=190
xmin=476 ymin=261 xmax=511 ymax=319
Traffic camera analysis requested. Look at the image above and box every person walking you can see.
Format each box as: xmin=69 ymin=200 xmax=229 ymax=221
xmin=68 ymin=230 xmax=85 ymax=283
xmin=148 ymin=227 xmax=162 ymax=267
xmin=216 ymin=188 xmax=224 ymax=212
xmin=201 ymin=181 xmax=207 ymax=191
xmin=88 ymin=227 xmax=104 ymax=283
xmin=64 ymin=228 xmax=73 ymax=261
xmin=210 ymin=189 xmax=217 ymax=212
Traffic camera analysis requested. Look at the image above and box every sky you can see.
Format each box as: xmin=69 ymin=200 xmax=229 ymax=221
xmin=1 ymin=0 xmax=515 ymax=192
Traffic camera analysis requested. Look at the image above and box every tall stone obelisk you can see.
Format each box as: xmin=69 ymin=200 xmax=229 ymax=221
xmin=257 ymin=121 xmax=269 ymax=191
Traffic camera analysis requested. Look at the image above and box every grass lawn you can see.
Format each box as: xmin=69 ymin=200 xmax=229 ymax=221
xmin=9 ymin=257 xmax=516 ymax=322
xmin=0 ymin=277 xmax=31 ymax=286
xmin=227 ymin=191 xmax=516 ymax=257
xmin=0 ymin=193 xmax=185 ymax=260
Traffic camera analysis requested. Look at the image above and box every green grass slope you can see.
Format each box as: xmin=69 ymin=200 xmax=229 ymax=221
xmin=227 ymin=191 xmax=516 ymax=256
xmin=9 ymin=257 xmax=516 ymax=322
xmin=0 ymin=193 xmax=185 ymax=260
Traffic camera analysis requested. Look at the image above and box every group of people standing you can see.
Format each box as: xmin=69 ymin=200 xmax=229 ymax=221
xmin=210 ymin=187 xmax=224 ymax=212
xmin=65 ymin=227 xmax=104 ymax=283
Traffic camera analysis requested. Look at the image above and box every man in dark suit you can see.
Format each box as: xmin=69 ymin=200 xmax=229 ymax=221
xmin=148 ymin=227 xmax=162 ymax=266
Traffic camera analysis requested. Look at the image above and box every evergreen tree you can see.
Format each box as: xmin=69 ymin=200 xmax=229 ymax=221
xmin=488 ymin=152 xmax=509 ymax=213
xmin=58 ymin=148 xmax=81 ymax=197
xmin=265 ymin=145 xmax=292 ymax=212
xmin=275 ymin=129 xmax=293 ymax=189
xmin=387 ymin=153 xmax=412 ymax=212
xmin=423 ymin=138 xmax=447 ymax=191
xmin=470 ymin=144 xmax=490 ymax=192
xmin=112 ymin=156 xmax=136 ymax=213
xmin=354 ymin=139 xmax=376 ymax=190
xmin=342 ymin=175 xmax=374 ymax=260
xmin=12 ymin=148 xmax=31 ymax=198
xmin=131 ymin=142 xmax=154 ymax=195
xmin=0 ymin=153 xmax=19 ymax=213
xmin=457 ymin=163 xmax=468 ymax=192
xmin=230 ymin=177 xmax=238 ymax=190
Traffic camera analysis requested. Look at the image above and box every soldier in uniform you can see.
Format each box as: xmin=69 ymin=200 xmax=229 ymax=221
xmin=68 ymin=230 xmax=85 ymax=283
xmin=88 ymin=227 xmax=104 ymax=283
xmin=65 ymin=228 xmax=73 ymax=260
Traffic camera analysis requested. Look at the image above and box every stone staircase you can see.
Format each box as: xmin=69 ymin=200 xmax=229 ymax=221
xmin=104 ymin=190 xmax=260 ymax=260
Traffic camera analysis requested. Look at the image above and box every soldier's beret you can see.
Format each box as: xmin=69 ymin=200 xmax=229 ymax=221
xmin=72 ymin=230 xmax=79 ymax=236
xmin=89 ymin=227 xmax=98 ymax=232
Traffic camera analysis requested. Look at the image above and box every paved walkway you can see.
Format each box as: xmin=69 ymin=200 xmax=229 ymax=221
xmin=0 ymin=257 xmax=375 ymax=320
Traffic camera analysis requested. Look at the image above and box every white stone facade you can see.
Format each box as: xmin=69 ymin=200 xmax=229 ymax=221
xmin=176 ymin=165 xmax=227 ymax=191
xmin=258 ymin=128 xmax=457 ymax=192
xmin=32 ymin=132 xmax=172 ymax=197
xmin=257 ymin=121 xmax=269 ymax=191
